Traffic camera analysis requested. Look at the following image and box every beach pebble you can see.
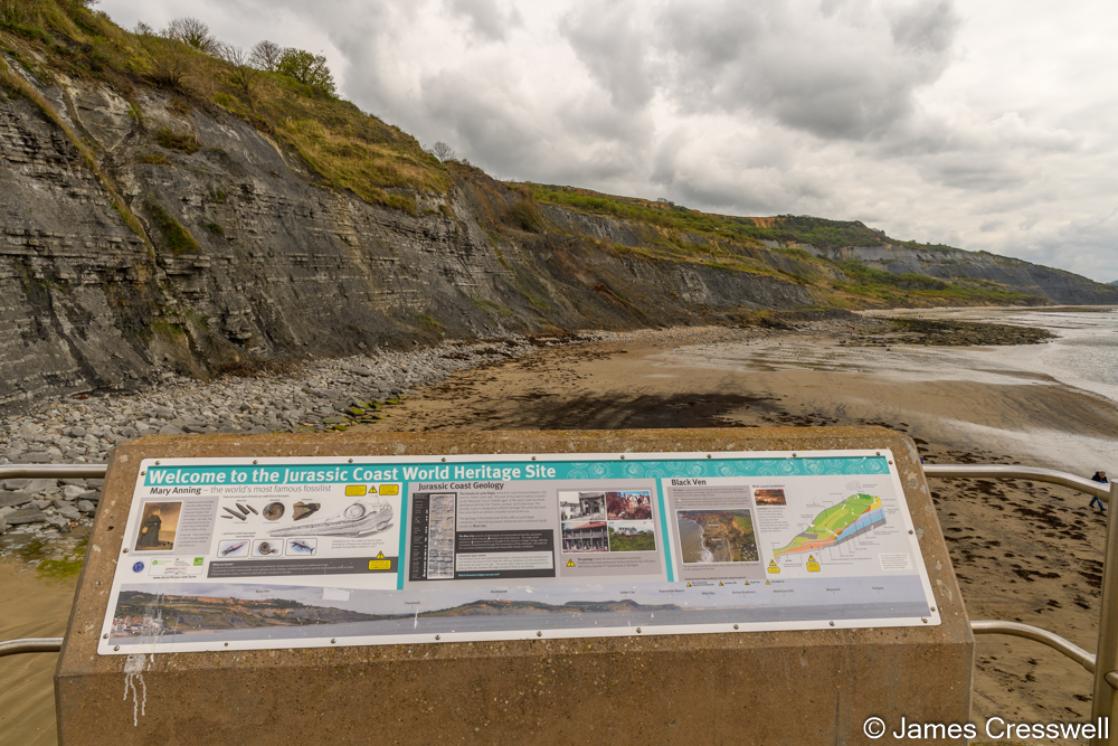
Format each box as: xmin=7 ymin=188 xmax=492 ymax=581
xmin=0 ymin=334 xmax=591 ymax=548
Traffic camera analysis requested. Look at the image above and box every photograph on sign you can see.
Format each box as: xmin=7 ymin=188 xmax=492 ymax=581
xmin=99 ymin=450 xmax=939 ymax=654
xmin=134 ymin=501 xmax=181 ymax=551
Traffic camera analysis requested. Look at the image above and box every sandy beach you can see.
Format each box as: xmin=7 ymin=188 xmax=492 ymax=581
xmin=362 ymin=310 xmax=1118 ymax=730
xmin=0 ymin=561 xmax=75 ymax=746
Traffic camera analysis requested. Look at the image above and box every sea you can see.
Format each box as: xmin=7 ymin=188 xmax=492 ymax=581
xmin=914 ymin=307 xmax=1118 ymax=403
xmin=866 ymin=306 xmax=1118 ymax=473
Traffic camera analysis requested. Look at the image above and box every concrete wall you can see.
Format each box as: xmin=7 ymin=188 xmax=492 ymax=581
xmin=56 ymin=427 xmax=973 ymax=745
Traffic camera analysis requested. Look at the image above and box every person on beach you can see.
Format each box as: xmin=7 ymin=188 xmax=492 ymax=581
xmin=1091 ymin=471 xmax=1109 ymax=512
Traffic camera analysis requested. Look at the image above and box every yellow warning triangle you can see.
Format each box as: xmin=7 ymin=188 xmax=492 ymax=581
xmin=376 ymin=551 xmax=385 ymax=559
xmin=767 ymin=559 xmax=781 ymax=574
xmin=566 ymin=559 xmax=576 ymax=567
xmin=806 ymin=555 xmax=821 ymax=572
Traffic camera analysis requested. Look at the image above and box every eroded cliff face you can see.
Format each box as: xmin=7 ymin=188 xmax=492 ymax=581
xmin=6 ymin=49 xmax=1117 ymax=411
xmin=0 ymin=70 xmax=814 ymax=409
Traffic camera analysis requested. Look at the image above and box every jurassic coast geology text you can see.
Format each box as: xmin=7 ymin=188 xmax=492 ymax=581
xmin=102 ymin=450 xmax=939 ymax=654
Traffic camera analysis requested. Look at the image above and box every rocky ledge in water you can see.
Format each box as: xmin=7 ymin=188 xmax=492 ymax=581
xmin=838 ymin=316 xmax=1056 ymax=347
xmin=0 ymin=334 xmax=601 ymax=549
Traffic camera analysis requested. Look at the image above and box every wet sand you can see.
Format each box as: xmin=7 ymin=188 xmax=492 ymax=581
xmin=0 ymin=561 xmax=76 ymax=746
xmin=365 ymin=321 xmax=1118 ymax=729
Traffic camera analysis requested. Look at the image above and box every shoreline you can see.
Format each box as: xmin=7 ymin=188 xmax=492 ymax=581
xmin=0 ymin=314 xmax=1060 ymax=550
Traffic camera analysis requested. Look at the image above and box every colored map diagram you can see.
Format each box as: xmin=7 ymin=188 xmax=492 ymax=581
xmin=772 ymin=493 xmax=885 ymax=558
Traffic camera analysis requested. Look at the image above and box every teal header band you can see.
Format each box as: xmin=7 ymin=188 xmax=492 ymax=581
xmin=143 ymin=456 xmax=889 ymax=487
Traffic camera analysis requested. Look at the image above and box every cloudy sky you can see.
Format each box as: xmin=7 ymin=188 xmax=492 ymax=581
xmin=98 ymin=0 xmax=1118 ymax=282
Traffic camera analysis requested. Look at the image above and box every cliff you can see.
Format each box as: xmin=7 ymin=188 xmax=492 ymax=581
xmin=1 ymin=3 xmax=1115 ymax=409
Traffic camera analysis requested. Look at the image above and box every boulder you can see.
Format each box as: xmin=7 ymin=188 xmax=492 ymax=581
xmin=6 ymin=508 xmax=48 ymax=525
xmin=25 ymin=478 xmax=60 ymax=495
xmin=0 ymin=492 xmax=32 ymax=509
xmin=57 ymin=504 xmax=82 ymax=521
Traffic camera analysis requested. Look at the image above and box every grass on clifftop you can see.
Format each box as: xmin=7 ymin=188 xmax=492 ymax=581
xmin=517 ymin=182 xmax=1036 ymax=307
xmin=0 ymin=0 xmax=449 ymax=213
xmin=526 ymin=183 xmax=893 ymax=249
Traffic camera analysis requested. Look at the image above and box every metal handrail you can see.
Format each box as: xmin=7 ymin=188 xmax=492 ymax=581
xmin=970 ymin=619 xmax=1096 ymax=672
xmin=923 ymin=463 xmax=1110 ymax=500
xmin=926 ymin=463 xmax=1118 ymax=746
xmin=0 ymin=637 xmax=63 ymax=657
xmin=0 ymin=464 xmax=107 ymax=480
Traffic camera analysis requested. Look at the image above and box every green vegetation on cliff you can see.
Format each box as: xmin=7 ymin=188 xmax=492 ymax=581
xmin=3 ymin=0 xmax=1111 ymax=311
xmin=0 ymin=0 xmax=448 ymax=213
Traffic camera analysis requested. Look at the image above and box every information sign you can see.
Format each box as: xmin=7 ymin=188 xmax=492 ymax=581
xmin=99 ymin=449 xmax=939 ymax=654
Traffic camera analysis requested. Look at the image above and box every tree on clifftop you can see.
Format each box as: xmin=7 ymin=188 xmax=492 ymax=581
xmin=218 ymin=45 xmax=255 ymax=100
xmin=163 ymin=17 xmax=218 ymax=54
xmin=275 ymin=48 xmax=337 ymax=96
xmin=250 ymin=40 xmax=282 ymax=72
xmin=430 ymin=141 xmax=456 ymax=161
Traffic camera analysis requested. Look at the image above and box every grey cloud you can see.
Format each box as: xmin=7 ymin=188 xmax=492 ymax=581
xmin=418 ymin=68 xmax=539 ymax=176
xmin=417 ymin=67 xmax=643 ymax=185
xmin=444 ymin=0 xmax=521 ymax=42
xmin=888 ymin=0 xmax=958 ymax=53
xmin=875 ymin=110 xmax=1079 ymax=162
xmin=650 ymin=126 xmax=829 ymax=215
xmin=560 ymin=2 xmax=655 ymax=108
xmin=921 ymin=153 xmax=1026 ymax=191
xmin=654 ymin=0 xmax=959 ymax=140
xmin=1014 ymin=213 xmax=1118 ymax=281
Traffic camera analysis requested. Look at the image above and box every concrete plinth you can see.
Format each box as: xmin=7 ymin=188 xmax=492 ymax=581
xmin=56 ymin=427 xmax=972 ymax=744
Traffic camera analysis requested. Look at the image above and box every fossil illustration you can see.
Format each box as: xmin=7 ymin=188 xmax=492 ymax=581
xmin=270 ymin=501 xmax=393 ymax=538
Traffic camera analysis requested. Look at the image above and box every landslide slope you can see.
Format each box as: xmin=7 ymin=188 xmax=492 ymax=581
xmin=1 ymin=2 xmax=1114 ymax=407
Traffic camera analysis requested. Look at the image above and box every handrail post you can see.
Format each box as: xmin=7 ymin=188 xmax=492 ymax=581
xmin=1091 ymin=481 xmax=1118 ymax=745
